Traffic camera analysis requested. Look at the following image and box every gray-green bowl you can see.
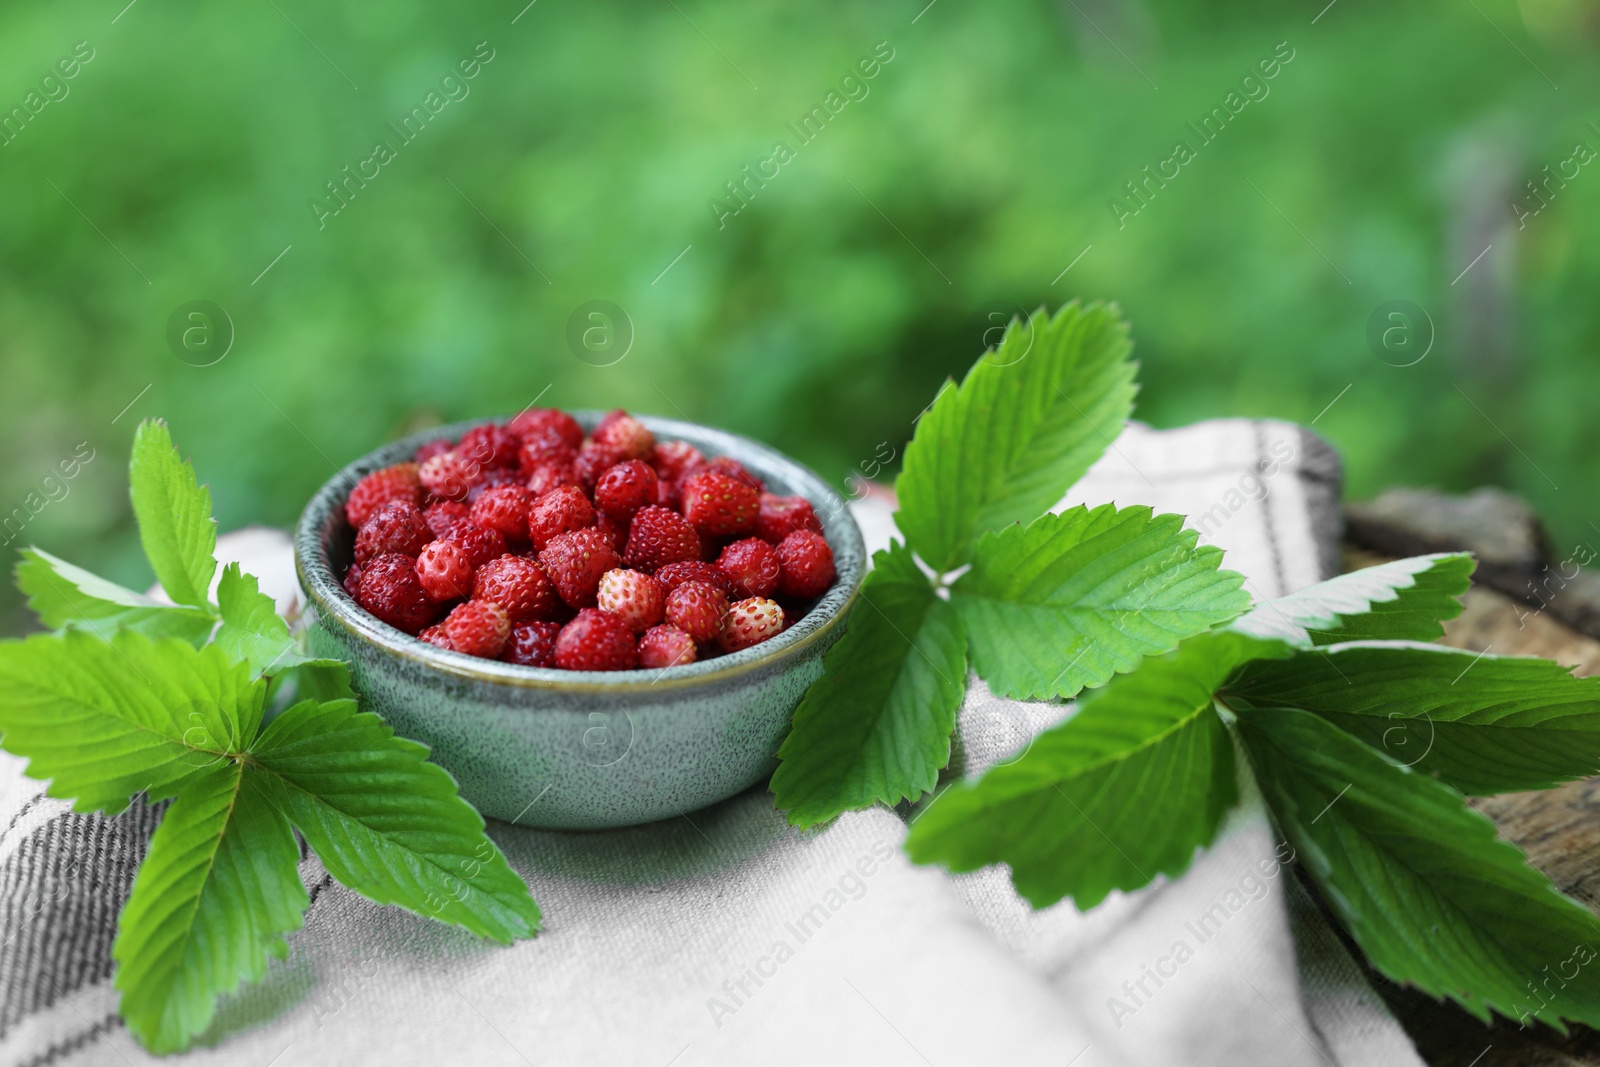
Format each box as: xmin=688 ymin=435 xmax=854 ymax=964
xmin=293 ymin=413 xmax=864 ymax=831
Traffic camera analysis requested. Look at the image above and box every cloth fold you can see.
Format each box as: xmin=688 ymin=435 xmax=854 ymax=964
xmin=0 ymin=419 xmax=1423 ymax=1067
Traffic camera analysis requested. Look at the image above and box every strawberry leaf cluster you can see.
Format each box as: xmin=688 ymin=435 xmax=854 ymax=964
xmin=0 ymin=421 xmax=540 ymax=1053
xmin=782 ymin=303 xmax=1600 ymax=1033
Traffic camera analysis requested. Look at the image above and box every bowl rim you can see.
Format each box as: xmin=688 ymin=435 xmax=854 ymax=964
xmin=294 ymin=411 xmax=865 ymax=693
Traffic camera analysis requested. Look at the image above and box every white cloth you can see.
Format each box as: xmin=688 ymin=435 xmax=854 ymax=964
xmin=0 ymin=420 xmax=1423 ymax=1067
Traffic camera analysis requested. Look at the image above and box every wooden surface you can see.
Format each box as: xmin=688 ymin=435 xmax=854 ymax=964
xmin=1341 ymin=545 xmax=1600 ymax=1067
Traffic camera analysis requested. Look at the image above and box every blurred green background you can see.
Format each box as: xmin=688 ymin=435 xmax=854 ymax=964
xmin=3 ymin=0 xmax=1597 ymax=631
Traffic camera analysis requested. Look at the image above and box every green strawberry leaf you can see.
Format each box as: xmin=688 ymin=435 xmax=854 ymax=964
xmin=1228 ymin=642 xmax=1600 ymax=795
xmin=15 ymin=547 xmax=216 ymax=643
xmin=0 ymin=631 xmax=263 ymax=814
xmin=1234 ymin=553 xmax=1474 ymax=647
xmin=113 ymin=761 xmax=307 ymax=1054
xmin=895 ymin=302 xmax=1138 ymax=572
xmin=250 ymin=699 xmax=540 ymax=942
xmin=1236 ymin=704 xmax=1600 ymax=1031
xmin=771 ymin=542 xmax=967 ymax=828
xmin=215 ymin=563 xmax=311 ymax=677
xmin=906 ymin=631 xmax=1291 ymax=909
xmin=951 ymin=504 xmax=1251 ymax=700
xmin=130 ymin=419 xmax=217 ymax=610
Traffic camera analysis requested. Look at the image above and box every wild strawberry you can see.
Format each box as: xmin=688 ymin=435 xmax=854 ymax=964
xmin=594 ymin=459 xmax=659 ymax=521
xmin=467 ymin=468 xmax=527 ymax=505
xmin=528 ymin=485 xmax=597 ymax=550
xmin=423 ymin=500 xmax=472 ymax=538
xmin=510 ymin=407 xmax=584 ymax=450
xmin=574 ymin=443 xmax=623 ymax=492
xmin=554 ymin=608 xmax=638 ymax=671
xmin=343 ymin=561 xmax=363 ymax=599
xmin=525 ymin=460 xmax=579 ymax=497
xmin=442 ymin=521 xmax=508 ymax=569
xmin=470 ymin=484 xmax=535 ymax=543
xmin=777 ymin=530 xmax=836 ymax=598
xmin=596 ymin=512 xmax=628 ymax=551
xmin=517 ymin=428 xmax=578 ymax=473
xmin=539 ymin=527 xmax=622 ymax=607
xmin=419 ymin=451 xmax=481 ymax=502
xmin=623 ymin=505 xmax=701 ymax=572
xmin=597 ymin=568 xmax=666 ymax=632
xmin=474 ymin=554 xmax=560 ymax=621
xmin=346 ymin=463 xmax=422 ymax=528
xmin=756 ymin=493 xmax=823 ymax=544
xmin=656 ymin=477 xmax=682 ymax=510
xmin=353 ymin=501 xmax=432 ymax=565
xmin=457 ymin=424 xmax=521 ymax=470
xmin=716 ymin=537 xmax=781 ymax=599
xmin=591 ymin=410 xmax=654 ymax=460
xmin=638 ymin=624 xmax=696 ymax=669
xmin=683 ymin=456 xmax=762 ymax=492
xmin=654 ymin=560 xmax=734 ymax=596
xmin=419 ymin=622 xmax=453 ymax=649
xmin=681 ymin=471 xmax=759 ymax=537
xmin=414 ymin=539 xmax=476 ymax=601
xmin=720 ymin=597 xmax=784 ymax=652
xmin=357 ymin=553 xmax=440 ymax=634
xmin=503 ymin=620 xmax=561 ymax=666
xmin=443 ymin=600 xmax=511 ymax=658
xmin=415 ymin=439 xmax=453 ymax=465
xmin=665 ymin=581 xmax=729 ymax=644
xmin=650 ymin=440 xmax=704 ymax=484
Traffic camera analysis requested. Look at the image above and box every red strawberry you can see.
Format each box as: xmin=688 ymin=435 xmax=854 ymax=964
xmin=503 ymin=620 xmax=562 ymax=666
xmin=510 ymin=407 xmax=584 ymax=449
xmin=525 ymin=460 xmax=580 ymax=496
xmin=681 ymin=471 xmax=759 ymax=537
xmin=517 ymin=428 xmax=579 ymax=473
xmin=346 ymin=463 xmax=422 ymax=528
xmin=465 ymin=467 xmax=524 ymax=504
xmin=650 ymin=440 xmax=704 ymax=484
xmin=594 ymin=459 xmax=659 ymax=521
xmin=419 ymin=451 xmax=481 ymax=502
xmin=414 ymin=539 xmax=476 ymax=601
xmin=354 ymin=501 xmax=432 ymax=566
xmin=716 ymin=537 xmax=781 ymax=599
xmin=474 ymin=554 xmax=560 ymax=621
xmin=458 ymin=424 xmax=521 ymax=471
xmin=623 ymin=505 xmax=701 ymax=572
xmin=422 ymin=500 xmax=472 ymax=538
xmin=539 ymin=527 xmax=622 ymax=608
xmin=343 ymin=561 xmax=363 ymax=599
xmin=756 ymin=493 xmax=823 ymax=543
xmin=470 ymin=484 xmax=535 ymax=543
xmin=357 ymin=553 xmax=440 ymax=634
xmin=638 ymin=624 xmax=696 ymax=669
xmin=777 ymin=530 xmax=836 ymax=598
xmin=719 ymin=597 xmax=784 ymax=651
xmin=574 ymin=443 xmax=623 ymax=492
xmin=683 ymin=456 xmax=763 ymax=492
xmin=554 ymin=608 xmax=638 ymax=671
xmin=528 ymin=485 xmax=597 ymax=550
xmin=654 ymin=560 xmax=734 ymax=596
xmin=656 ymin=477 xmax=682 ymax=510
xmin=442 ymin=521 xmax=508 ymax=569
xmin=415 ymin=439 xmax=453 ymax=465
xmin=665 ymin=581 xmax=729 ymax=644
xmin=443 ymin=600 xmax=511 ymax=658
xmin=591 ymin=410 xmax=654 ymax=460
xmin=596 ymin=568 xmax=666 ymax=632
xmin=419 ymin=622 xmax=453 ymax=649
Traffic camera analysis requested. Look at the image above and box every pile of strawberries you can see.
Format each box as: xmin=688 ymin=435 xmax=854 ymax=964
xmin=339 ymin=408 xmax=837 ymax=671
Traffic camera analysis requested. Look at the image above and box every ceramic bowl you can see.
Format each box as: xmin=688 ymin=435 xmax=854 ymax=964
xmin=293 ymin=413 xmax=865 ymax=830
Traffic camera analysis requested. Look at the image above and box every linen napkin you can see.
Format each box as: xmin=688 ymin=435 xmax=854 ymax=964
xmin=0 ymin=419 xmax=1425 ymax=1067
